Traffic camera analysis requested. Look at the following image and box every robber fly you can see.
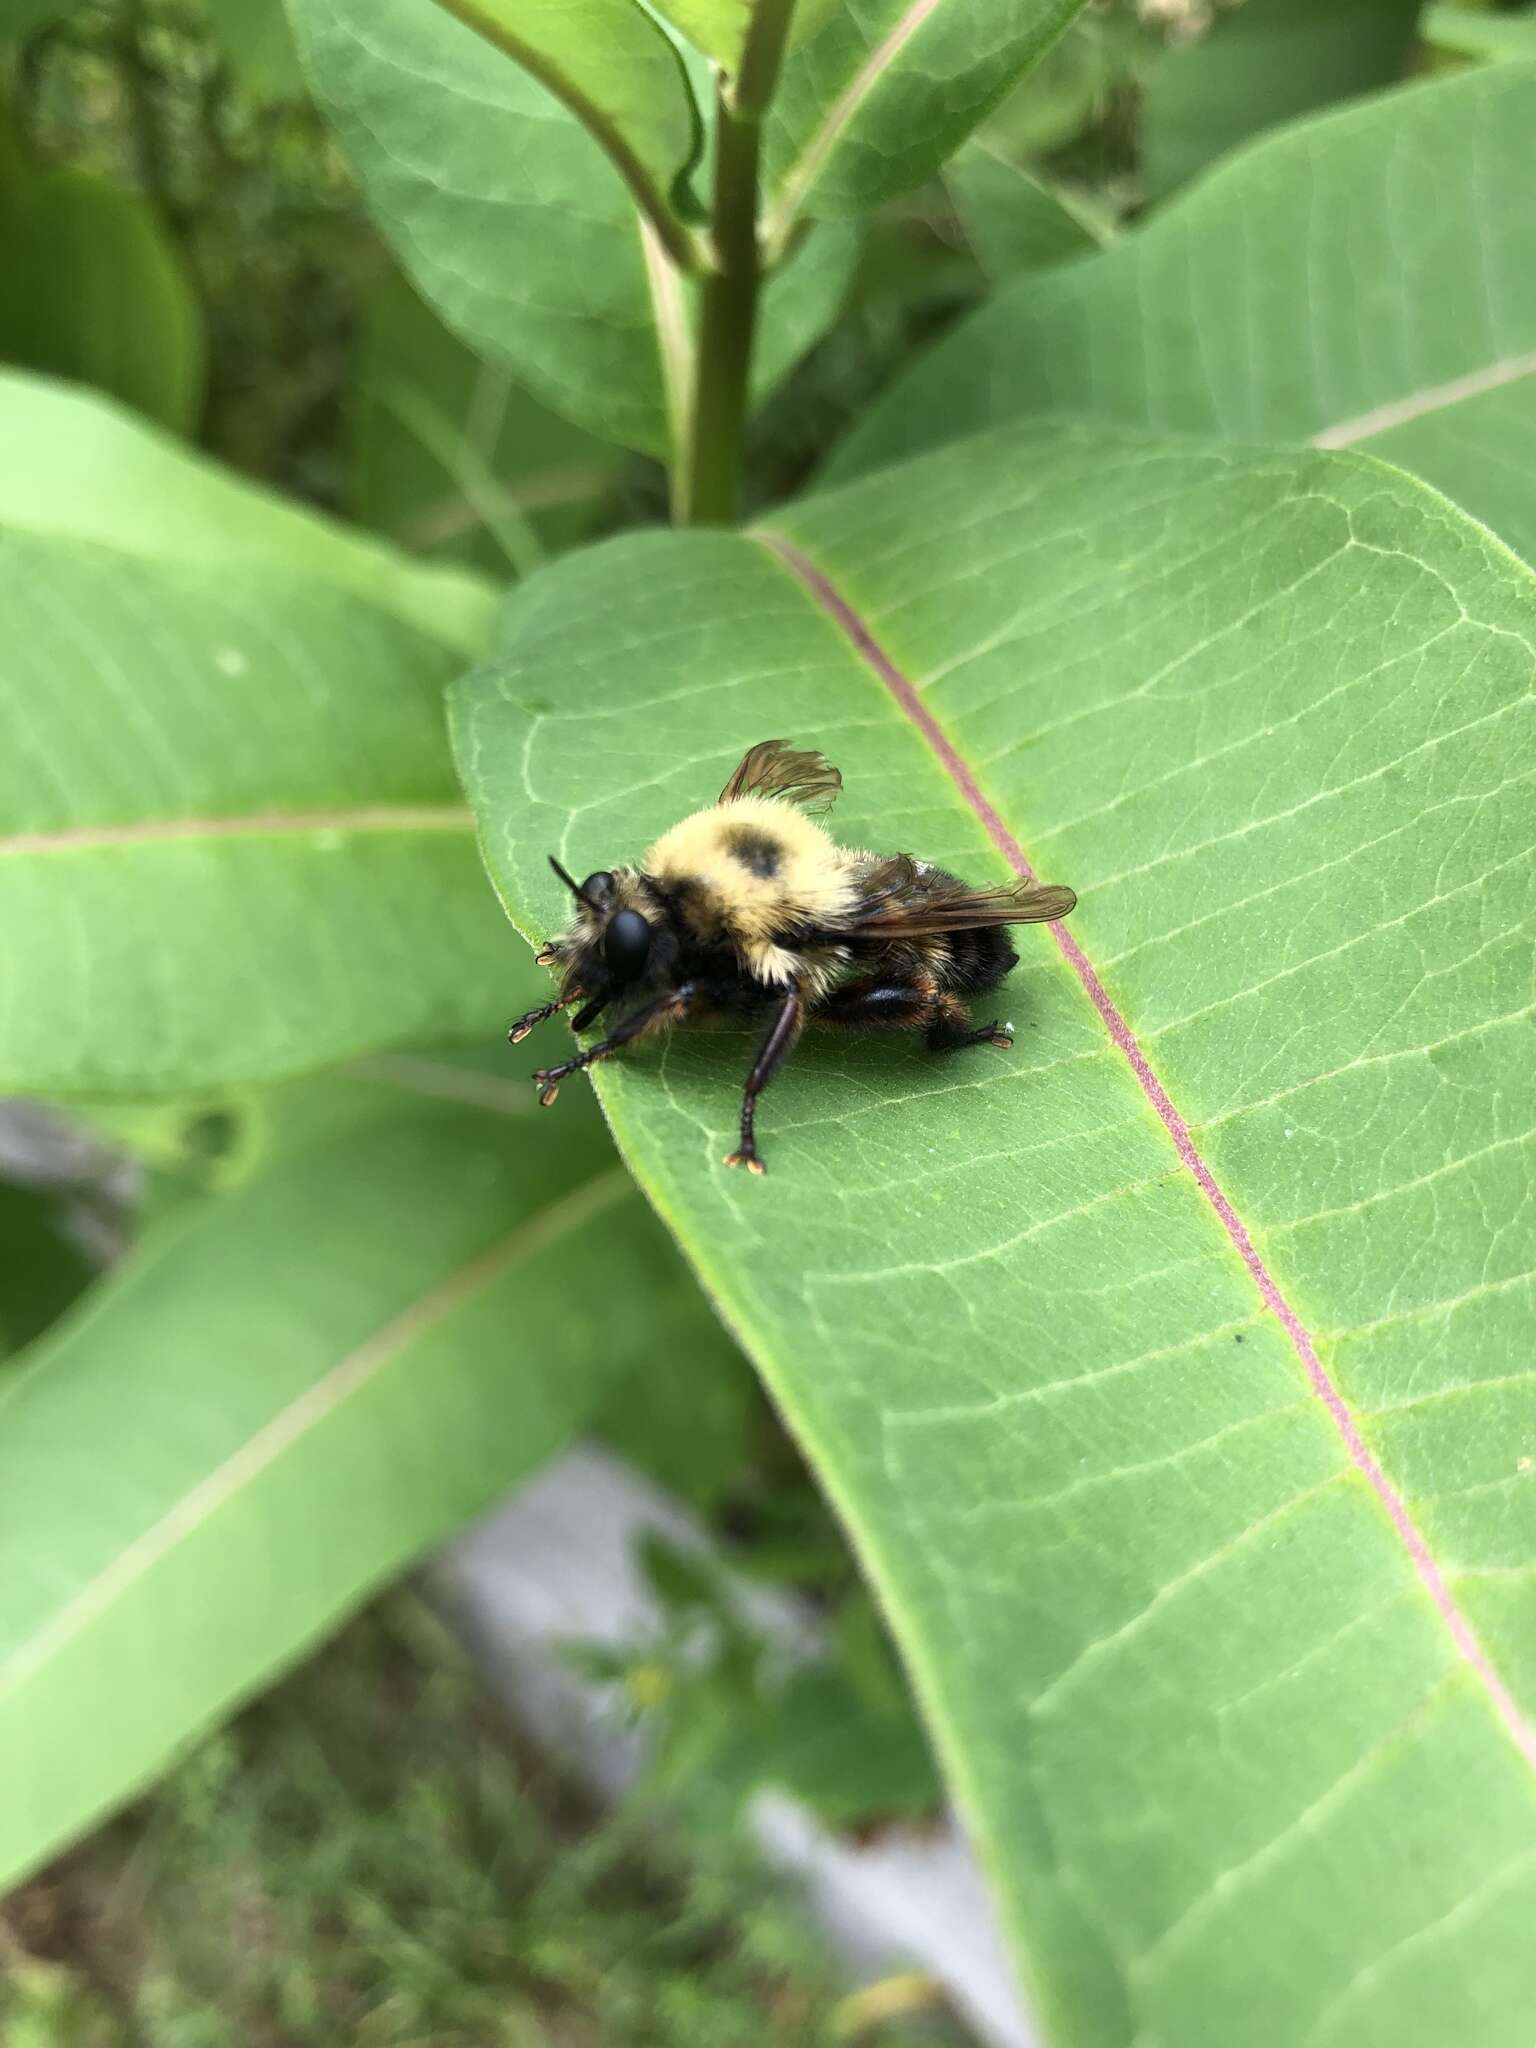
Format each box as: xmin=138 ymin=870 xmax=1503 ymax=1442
xmin=510 ymin=740 xmax=1075 ymax=1174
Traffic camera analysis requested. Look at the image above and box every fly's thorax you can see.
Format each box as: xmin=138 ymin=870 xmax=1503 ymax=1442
xmin=742 ymin=935 xmax=851 ymax=995
xmin=642 ymin=797 xmax=859 ymax=948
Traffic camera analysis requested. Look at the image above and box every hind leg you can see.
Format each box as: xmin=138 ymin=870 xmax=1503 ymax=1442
xmin=816 ymin=975 xmax=1011 ymax=1051
xmin=816 ymin=973 xmax=940 ymax=1034
xmin=925 ymin=992 xmax=1013 ymax=1054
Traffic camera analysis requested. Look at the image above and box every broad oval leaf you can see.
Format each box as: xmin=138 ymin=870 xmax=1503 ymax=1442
xmin=451 ymin=421 xmax=1536 ymax=2045
xmin=0 ymin=369 xmax=495 ymax=655
xmin=0 ymin=1080 xmax=713 ymax=1886
xmin=832 ymin=62 xmax=1536 ymax=566
xmin=0 ymin=532 xmax=511 ymax=1095
xmin=428 ymin=0 xmax=702 ymax=257
xmin=761 ymin=0 xmax=1086 ymax=239
xmin=293 ymin=0 xmax=859 ymax=456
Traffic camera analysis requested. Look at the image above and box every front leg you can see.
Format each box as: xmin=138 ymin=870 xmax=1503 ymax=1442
xmin=508 ymin=990 xmax=580 ymax=1044
xmin=532 ymin=981 xmax=707 ymax=1106
xmin=724 ymin=989 xmax=805 ymax=1176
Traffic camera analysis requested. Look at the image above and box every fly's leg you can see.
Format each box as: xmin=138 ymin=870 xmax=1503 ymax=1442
xmin=817 ymin=977 xmax=1011 ymax=1052
xmin=926 ymin=992 xmax=1012 ymax=1053
xmin=531 ymin=982 xmax=706 ymax=1106
xmin=815 ymin=976 xmax=937 ymax=1032
xmin=724 ymin=989 xmax=804 ymax=1176
xmin=508 ymin=992 xmax=579 ymax=1044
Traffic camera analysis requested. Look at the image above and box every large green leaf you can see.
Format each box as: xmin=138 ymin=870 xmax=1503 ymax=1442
xmin=293 ymin=0 xmax=858 ymax=457
xmin=0 ymin=531 xmax=511 ymax=1095
xmin=1139 ymin=0 xmax=1421 ymax=202
xmin=428 ymin=0 xmax=702 ymax=253
xmin=450 ymin=420 xmax=1536 ymax=2045
xmin=0 ymin=1082 xmax=702 ymax=1887
xmin=0 ymin=370 xmax=495 ymax=654
xmin=0 ymin=165 xmax=205 ymax=436
xmin=831 ymin=63 xmax=1536 ymax=564
xmin=760 ymin=0 xmax=1086 ymax=240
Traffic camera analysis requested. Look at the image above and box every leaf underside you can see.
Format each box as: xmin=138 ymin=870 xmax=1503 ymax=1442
xmin=430 ymin=0 xmax=702 ymax=250
xmin=453 ymin=420 xmax=1536 ymax=2047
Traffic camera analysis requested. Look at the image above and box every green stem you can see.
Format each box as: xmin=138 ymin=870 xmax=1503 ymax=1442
xmin=680 ymin=0 xmax=800 ymax=527
xmin=683 ymin=86 xmax=761 ymax=526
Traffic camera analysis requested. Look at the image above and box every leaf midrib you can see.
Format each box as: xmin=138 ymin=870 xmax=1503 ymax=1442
xmin=1316 ymin=350 xmax=1536 ymax=448
xmin=0 ymin=1165 xmax=632 ymax=1696
xmin=0 ymin=804 xmax=475 ymax=857
xmin=762 ymin=0 xmax=946 ymax=244
xmin=752 ymin=522 xmax=1536 ymax=1778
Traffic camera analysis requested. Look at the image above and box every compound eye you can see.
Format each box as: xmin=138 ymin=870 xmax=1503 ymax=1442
xmin=603 ymin=908 xmax=651 ymax=982
xmin=581 ymin=871 xmax=616 ymax=909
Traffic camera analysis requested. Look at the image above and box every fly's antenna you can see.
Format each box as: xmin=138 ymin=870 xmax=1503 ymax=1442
xmin=549 ymin=855 xmax=598 ymax=908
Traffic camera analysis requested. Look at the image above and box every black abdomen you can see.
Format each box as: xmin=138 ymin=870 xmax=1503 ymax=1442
xmin=937 ymin=921 xmax=1017 ymax=995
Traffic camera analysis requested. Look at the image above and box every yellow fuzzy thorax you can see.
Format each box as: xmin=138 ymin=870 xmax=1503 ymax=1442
xmin=642 ymin=795 xmax=858 ymax=986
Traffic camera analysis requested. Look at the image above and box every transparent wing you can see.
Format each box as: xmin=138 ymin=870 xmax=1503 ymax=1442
xmin=718 ymin=739 xmax=842 ymax=813
xmin=850 ymin=873 xmax=1076 ymax=938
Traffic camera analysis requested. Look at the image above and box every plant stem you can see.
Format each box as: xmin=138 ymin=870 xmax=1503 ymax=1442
xmin=683 ymin=85 xmax=761 ymax=526
xmin=680 ymin=0 xmax=800 ymax=527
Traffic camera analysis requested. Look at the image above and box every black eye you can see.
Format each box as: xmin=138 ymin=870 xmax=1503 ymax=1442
xmin=604 ymin=908 xmax=651 ymax=981
xmin=582 ymin=871 xmax=616 ymax=909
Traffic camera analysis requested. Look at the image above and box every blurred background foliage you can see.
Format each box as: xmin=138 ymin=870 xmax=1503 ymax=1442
xmin=0 ymin=0 xmax=1511 ymax=532
xmin=1 ymin=0 xmax=1526 ymax=2036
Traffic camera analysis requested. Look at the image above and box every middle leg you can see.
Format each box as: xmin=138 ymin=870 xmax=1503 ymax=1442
xmin=724 ymin=988 xmax=805 ymax=1175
